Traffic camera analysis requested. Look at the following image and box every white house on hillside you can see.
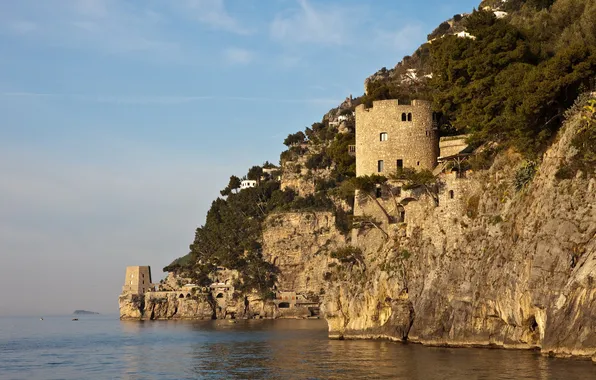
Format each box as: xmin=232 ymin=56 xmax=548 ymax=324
xmin=240 ymin=180 xmax=257 ymax=190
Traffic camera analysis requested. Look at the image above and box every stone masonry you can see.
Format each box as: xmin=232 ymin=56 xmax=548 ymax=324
xmin=122 ymin=266 xmax=152 ymax=295
xmin=355 ymin=99 xmax=439 ymax=177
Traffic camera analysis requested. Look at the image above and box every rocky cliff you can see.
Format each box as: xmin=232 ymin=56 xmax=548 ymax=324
xmin=262 ymin=211 xmax=346 ymax=296
xmin=322 ymin=109 xmax=596 ymax=361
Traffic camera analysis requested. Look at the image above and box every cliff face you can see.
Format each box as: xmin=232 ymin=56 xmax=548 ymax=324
xmin=322 ymin=113 xmax=596 ymax=360
xmin=263 ymin=211 xmax=346 ymax=296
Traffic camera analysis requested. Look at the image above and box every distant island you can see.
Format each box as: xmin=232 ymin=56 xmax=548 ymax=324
xmin=73 ymin=310 xmax=99 ymax=315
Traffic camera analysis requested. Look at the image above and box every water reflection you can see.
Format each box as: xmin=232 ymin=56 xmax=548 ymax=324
xmin=175 ymin=320 xmax=593 ymax=380
xmin=1 ymin=316 xmax=594 ymax=380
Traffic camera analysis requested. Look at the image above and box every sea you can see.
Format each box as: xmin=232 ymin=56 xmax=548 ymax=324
xmin=0 ymin=315 xmax=594 ymax=380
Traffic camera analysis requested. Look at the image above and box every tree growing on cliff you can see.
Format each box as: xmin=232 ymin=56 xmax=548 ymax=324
xmin=220 ymin=175 xmax=242 ymax=196
xmin=391 ymin=168 xmax=441 ymax=205
xmin=283 ymin=131 xmax=306 ymax=147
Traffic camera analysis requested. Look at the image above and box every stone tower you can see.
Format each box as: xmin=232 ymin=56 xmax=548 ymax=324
xmin=122 ymin=266 xmax=152 ymax=295
xmin=355 ymin=99 xmax=439 ymax=177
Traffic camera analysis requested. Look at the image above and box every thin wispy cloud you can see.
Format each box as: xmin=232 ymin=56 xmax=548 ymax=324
xmin=0 ymin=0 xmax=181 ymax=58
xmin=7 ymin=20 xmax=37 ymax=34
xmin=270 ymin=0 xmax=355 ymax=46
xmin=224 ymin=47 xmax=255 ymax=65
xmin=0 ymin=92 xmax=340 ymax=105
xmin=183 ymin=0 xmax=251 ymax=35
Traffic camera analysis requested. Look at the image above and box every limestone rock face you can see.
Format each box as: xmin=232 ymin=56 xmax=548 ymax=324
xmin=322 ymin=114 xmax=596 ymax=360
xmin=119 ymin=291 xmax=277 ymax=320
xmin=263 ymin=212 xmax=346 ymax=296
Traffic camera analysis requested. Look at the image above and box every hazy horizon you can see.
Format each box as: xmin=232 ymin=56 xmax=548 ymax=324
xmin=0 ymin=0 xmax=480 ymax=316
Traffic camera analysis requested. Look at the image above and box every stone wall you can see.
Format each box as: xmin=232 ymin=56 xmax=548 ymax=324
xmin=355 ymin=99 xmax=439 ymax=177
xmin=439 ymin=135 xmax=469 ymax=158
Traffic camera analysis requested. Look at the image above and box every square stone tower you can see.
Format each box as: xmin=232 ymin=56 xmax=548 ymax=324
xmin=355 ymin=99 xmax=439 ymax=177
xmin=122 ymin=266 xmax=152 ymax=295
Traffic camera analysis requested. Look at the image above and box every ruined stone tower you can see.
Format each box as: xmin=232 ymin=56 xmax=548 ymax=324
xmin=355 ymin=99 xmax=439 ymax=177
xmin=122 ymin=266 xmax=152 ymax=295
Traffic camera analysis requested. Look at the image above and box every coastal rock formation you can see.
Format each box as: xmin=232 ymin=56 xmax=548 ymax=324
xmin=262 ymin=211 xmax=346 ymax=295
xmin=119 ymin=292 xmax=277 ymax=320
xmin=322 ymin=112 xmax=596 ymax=361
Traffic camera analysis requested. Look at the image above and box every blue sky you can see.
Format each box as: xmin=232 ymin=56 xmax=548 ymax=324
xmin=0 ymin=0 xmax=480 ymax=316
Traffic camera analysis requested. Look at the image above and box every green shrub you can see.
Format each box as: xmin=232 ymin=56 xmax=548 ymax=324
xmin=513 ymin=161 xmax=537 ymax=191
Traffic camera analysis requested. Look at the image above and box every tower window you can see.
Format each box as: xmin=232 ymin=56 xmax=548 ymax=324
xmin=397 ymin=159 xmax=403 ymax=169
xmin=380 ymin=132 xmax=388 ymax=141
xmin=408 ymin=113 xmax=412 ymax=122
xmin=377 ymin=160 xmax=384 ymax=172
xmin=401 ymin=113 xmax=407 ymax=121
xmin=449 ymin=190 xmax=454 ymax=199
xmin=417 ymin=161 xmax=420 ymax=166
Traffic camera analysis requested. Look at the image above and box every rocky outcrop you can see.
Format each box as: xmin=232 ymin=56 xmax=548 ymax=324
xmin=322 ymin=111 xmax=596 ymax=361
xmin=263 ymin=211 xmax=346 ymax=295
xmin=119 ymin=291 xmax=277 ymax=320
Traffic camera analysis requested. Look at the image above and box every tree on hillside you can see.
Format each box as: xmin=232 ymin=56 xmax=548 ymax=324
xmin=430 ymin=8 xmax=596 ymax=156
xmin=220 ymin=175 xmax=242 ymax=196
xmin=247 ymin=166 xmax=263 ymax=181
xmin=283 ymin=131 xmax=306 ymax=147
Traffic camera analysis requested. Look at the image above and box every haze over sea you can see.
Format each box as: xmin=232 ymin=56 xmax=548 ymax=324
xmin=0 ymin=315 xmax=594 ymax=380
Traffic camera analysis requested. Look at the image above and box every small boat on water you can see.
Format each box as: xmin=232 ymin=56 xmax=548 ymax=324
xmin=72 ymin=318 xmax=78 ymax=321
xmin=39 ymin=318 xmax=43 ymax=321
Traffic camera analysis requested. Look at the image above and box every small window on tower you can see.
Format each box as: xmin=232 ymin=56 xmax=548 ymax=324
xmin=408 ymin=113 xmax=412 ymax=122
xmin=449 ymin=190 xmax=455 ymax=199
xmin=401 ymin=113 xmax=407 ymax=121
xmin=397 ymin=159 xmax=403 ymax=169
xmin=380 ymin=132 xmax=388 ymax=141
xmin=378 ymin=160 xmax=384 ymax=172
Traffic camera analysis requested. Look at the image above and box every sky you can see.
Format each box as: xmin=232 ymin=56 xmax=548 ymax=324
xmin=0 ymin=0 xmax=481 ymax=316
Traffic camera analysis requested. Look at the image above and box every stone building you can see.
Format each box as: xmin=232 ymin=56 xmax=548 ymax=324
xmin=354 ymin=99 xmax=439 ymax=177
xmin=351 ymin=98 xmax=472 ymax=233
xmin=122 ymin=266 xmax=153 ymax=295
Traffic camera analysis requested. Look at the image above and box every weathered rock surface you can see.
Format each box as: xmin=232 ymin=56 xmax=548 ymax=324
xmin=119 ymin=292 xmax=277 ymax=320
xmin=263 ymin=211 xmax=346 ymax=295
xmin=322 ymin=113 xmax=596 ymax=361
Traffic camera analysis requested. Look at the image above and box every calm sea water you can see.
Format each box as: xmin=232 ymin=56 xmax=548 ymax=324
xmin=0 ymin=315 xmax=594 ymax=379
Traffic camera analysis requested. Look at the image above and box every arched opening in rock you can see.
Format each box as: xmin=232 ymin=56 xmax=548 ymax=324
xmin=278 ymin=302 xmax=290 ymax=308
xmin=216 ymin=293 xmax=224 ymax=298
